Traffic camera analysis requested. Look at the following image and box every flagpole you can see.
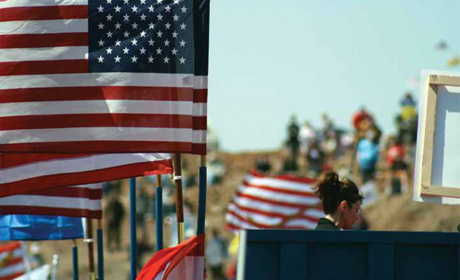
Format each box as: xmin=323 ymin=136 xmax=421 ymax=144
xmin=197 ymin=155 xmax=207 ymax=235
xmin=97 ymin=219 xmax=104 ymax=280
xmin=129 ymin=177 xmax=138 ymax=280
xmin=72 ymin=240 xmax=78 ymax=280
xmin=85 ymin=219 xmax=96 ymax=280
xmin=155 ymin=175 xmax=163 ymax=251
xmin=173 ymin=153 xmax=185 ymax=243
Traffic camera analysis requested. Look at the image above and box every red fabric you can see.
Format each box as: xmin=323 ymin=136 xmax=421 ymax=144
xmin=137 ymin=234 xmax=205 ymax=280
xmin=386 ymin=145 xmax=405 ymax=166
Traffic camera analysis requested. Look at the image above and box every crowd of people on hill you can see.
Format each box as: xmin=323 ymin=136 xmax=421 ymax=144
xmin=267 ymin=91 xmax=418 ymax=196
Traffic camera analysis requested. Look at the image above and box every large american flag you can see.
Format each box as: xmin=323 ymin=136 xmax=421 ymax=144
xmin=226 ymin=171 xmax=324 ymax=230
xmin=0 ymin=0 xmax=209 ymax=154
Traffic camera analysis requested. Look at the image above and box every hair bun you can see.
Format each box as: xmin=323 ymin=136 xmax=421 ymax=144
xmin=314 ymin=171 xmax=340 ymax=199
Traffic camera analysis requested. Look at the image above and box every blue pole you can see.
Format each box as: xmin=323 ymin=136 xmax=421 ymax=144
xmin=97 ymin=224 xmax=104 ymax=280
xmin=130 ymin=178 xmax=137 ymax=280
xmin=197 ymin=162 xmax=207 ymax=235
xmin=155 ymin=175 xmax=163 ymax=251
xmin=72 ymin=241 xmax=78 ymax=280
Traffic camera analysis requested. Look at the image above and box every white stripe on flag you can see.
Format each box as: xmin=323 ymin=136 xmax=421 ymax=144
xmin=0 ymin=73 xmax=195 ymax=89
xmin=0 ymin=262 xmax=26 ymax=277
xmin=0 ymin=194 xmax=101 ymax=210
xmin=0 ymin=0 xmax=87 ymax=9
xmin=0 ymin=127 xmax=192 ymax=144
xmin=245 ymin=174 xmax=315 ymax=192
xmin=0 ymin=47 xmax=88 ymax=62
xmin=1 ymin=100 xmax=193 ymax=117
xmin=192 ymin=103 xmax=207 ymax=117
xmin=1 ymin=153 xmax=171 ymax=184
xmin=237 ymin=186 xmax=318 ymax=205
xmin=0 ymin=19 xmax=88 ymax=35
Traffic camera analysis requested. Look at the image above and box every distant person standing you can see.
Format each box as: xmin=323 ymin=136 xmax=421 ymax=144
xmin=299 ymin=120 xmax=316 ymax=156
xmin=357 ymin=135 xmax=380 ymax=184
xmin=400 ymin=92 xmax=418 ymax=145
xmin=286 ymin=115 xmax=300 ymax=164
xmin=105 ymin=192 xmax=125 ymax=252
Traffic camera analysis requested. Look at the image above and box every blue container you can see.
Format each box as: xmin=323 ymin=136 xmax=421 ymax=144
xmin=237 ymin=229 xmax=460 ymax=280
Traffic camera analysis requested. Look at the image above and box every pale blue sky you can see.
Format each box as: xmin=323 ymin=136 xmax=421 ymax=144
xmin=207 ymin=0 xmax=460 ymax=152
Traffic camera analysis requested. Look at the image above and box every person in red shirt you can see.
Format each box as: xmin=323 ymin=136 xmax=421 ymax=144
xmin=385 ymin=137 xmax=408 ymax=195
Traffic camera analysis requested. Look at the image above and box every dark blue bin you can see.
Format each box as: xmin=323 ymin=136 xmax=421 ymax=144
xmin=237 ymin=229 xmax=460 ymax=280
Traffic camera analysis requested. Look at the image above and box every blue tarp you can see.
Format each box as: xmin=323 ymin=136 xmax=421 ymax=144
xmin=0 ymin=214 xmax=84 ymax=240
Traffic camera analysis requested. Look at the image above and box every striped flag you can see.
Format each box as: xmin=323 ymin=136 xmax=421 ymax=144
xmin=0 ymin=184 xmax=102 ymax=218
xmin=137 ymin=234 xmax=204 ymax=280
xmin=0 ymin=0 xmax=209 ymax=155
xmin=226 ymin=171 xmax=323 ymax=230
xmin=0 ymin=153 xmax=172 ymax=197
xmin=0 ymin=241 xmax=26 ymax=280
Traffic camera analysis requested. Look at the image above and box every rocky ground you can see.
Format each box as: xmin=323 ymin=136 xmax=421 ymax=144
xmin=37 ymin=149 xmax=460 ymax=279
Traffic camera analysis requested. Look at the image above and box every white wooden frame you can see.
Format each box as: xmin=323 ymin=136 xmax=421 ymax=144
xmin=420 ymin=74 xmax=460 ymax=198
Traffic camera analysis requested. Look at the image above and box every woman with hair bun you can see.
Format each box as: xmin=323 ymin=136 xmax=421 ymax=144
xmin=313 ymin=171 xmax=364 ymax=230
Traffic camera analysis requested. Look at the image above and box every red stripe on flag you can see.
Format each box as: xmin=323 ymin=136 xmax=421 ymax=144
xmin=26 ymin=186 xmax=102 ymax=199
xmin=235 ymin=191 xmax=319 ymax=209
xmin=0 ymin=272 xmax=25 ymax=280
xmin=193 ymin=89 xmax=208 ymax=102
xmin=0 ymin=6 xmax=88 ymax=22
xmin=0 ymin=206 xmax=101 ymax=219
xmin=0 ymin=60 xmax=89 ymax=76
xmin=0 ymin=141 xmax=191 ymax=154
xmin=192 ymin=116 xmax=207 ymax=130
xmin=0 ymin=87 xmax=194 ymax=103
xmin=230 ymin=202 xmax=320 ymax=222
xmin=227 ymin=210 xmax=312 ymax=230
xmin=0 ymin=114 xmax=193 ymax=130
xmin=0 ymin=159 xmax=172 ymax=197
xmin=191 ymin=143 xmax=206 ymax=155
xmin=4 ymin=257 xmax=24 ymax=267
xmin=0 ymin=241 xmax=21 ymax=253
xmin=0 ymin=33 xmax=88 ymax=48
xmin=0 ymin=153 xmax=92 ymax=168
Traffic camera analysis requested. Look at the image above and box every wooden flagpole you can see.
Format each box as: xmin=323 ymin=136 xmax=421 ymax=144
xmin=197 ymin=155 xmax=207 ymax=235
xmin=155 ymin=175 xmax=164 ymax=251
xmin=85 ymin=219 xmax=96 ymax=280
xmin=173 ymin=153 xmax=185 ymax=243
xmin=72 ymin=239 xmax=78 ymax=280
xmin=129 ymin=178 xmax=138 ymax=280
xmin=96 ymin=219 xmax=104 ymax=280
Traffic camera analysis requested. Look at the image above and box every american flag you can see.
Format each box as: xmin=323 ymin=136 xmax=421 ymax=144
xmin=226 ymin=171 xmax=324 ymax=230
xmin=0 ymin=242 xmax=26 ymax=280
xmin=137 ymin=234 xmax=204 ymax=280
xmin=0 ymin=183 xmax=102 ymax=218
xmin=0 ymin=0 xmax=209 ymax=154
xmin=0 ymin=152 xmax=172 ymax=197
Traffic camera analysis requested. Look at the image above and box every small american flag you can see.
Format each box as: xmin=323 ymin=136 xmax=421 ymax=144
xmin=0 ymin=183 xmax=102 ymax=218
xmin=0 ymin=0 xmax=209 ymax=154
xmin=0 ymin=152 xmax=172 ymax=197
xmin=226 ymin=171 xmax=323 ymax=230
xmin=0 ymin=242 xmax=26 ymax=280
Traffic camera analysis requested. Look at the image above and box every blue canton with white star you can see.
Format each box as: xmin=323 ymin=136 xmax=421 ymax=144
xmin=88 ymin=0 xmax=194 ymax=73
